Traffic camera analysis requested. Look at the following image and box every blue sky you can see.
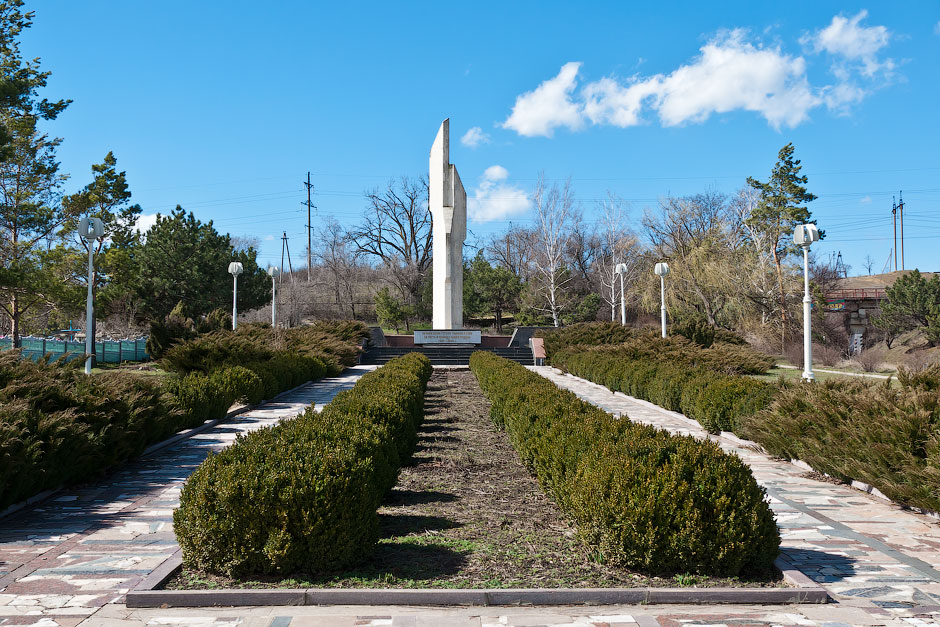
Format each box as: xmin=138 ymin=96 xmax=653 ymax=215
xmin=20 ymin=1 xmax=940 ymax=275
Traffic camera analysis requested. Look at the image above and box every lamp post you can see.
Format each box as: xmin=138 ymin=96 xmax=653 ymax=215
xmin=267 ymin=265 xmax=279 ymax=327
xmin=79 ymin=217 xmax=104 ymax=374
xmin=228 ymin=261 xmax=243 ymax=330
xmin=615 ymin=263 xmax=628 ymax=326
xmin=794 ymin=223 xmax=820 ymax=381
xmin=654 ymin=262 xmax=669 ymax=338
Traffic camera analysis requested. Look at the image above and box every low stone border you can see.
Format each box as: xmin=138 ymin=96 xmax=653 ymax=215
xmin=125 ymin=555 xmax=827 ymax=608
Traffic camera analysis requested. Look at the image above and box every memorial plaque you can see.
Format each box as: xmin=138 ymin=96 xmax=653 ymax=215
xmin=414 ymin=330 xmax=481 ymax=345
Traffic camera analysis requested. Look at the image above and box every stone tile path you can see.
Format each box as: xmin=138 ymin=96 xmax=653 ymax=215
xmin=0 ymin=367 xmax=374 ymax=627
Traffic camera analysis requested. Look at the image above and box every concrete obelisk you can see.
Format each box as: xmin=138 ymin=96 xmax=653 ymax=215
xmin=429 ymin=119 xmax=467 ymax=330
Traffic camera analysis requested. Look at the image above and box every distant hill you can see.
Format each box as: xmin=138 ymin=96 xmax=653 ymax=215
xmin=837 ymin=270 xmax=938 ymax=291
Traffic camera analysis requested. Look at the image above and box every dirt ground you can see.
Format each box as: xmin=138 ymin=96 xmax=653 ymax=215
xmin=171 ymin=369 xmax=781 ymax=589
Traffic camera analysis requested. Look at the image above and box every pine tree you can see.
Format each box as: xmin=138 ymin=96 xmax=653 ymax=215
xmin=746 ymin=143 xmax=818 ymax=349
xmin=0 ymin=0 xmax=71 ymax=346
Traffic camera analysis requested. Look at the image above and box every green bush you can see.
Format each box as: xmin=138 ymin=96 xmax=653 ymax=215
xmin=0 ymin=320 xmax=360 ymax=512
xmin=161 ymin=321 xmax=367 ymax=376
xmin=554 ymin=347 xmax=776 ymax=435
xmin=470 ymin=352 xmax=779 ymax=576
xmin=741 ymin=377 xmax=940 ymax=512
xmin=0 ymin=352 xmax=180 ymax=510
xmin=536 ymin=322 xmax=638 ymax=360
xmin=174 ymin=353 xmax=431 ymax=576
xmin=673 ymin=319 xmax=749 ymax=348
xmin=146 ymin=302 xmax=197 ymax=359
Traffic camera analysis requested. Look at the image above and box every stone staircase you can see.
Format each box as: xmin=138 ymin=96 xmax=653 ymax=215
xmin=360 ymin=345 xmax=534 ymax=366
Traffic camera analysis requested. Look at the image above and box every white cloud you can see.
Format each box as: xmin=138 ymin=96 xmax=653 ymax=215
xmin=460 ymin=126 xmax=490 ymax=148
xmin=468 ymin=166 xmax=531 ymax=223
xmin=264 ymin=234 xmax=275 ymax=241
xmin=501 ymin=14 xmax=897 ymax=137
xmin=935 ymin=20 xmax=940 ymax=36
xmin=860 ymin=196 xmax=872 ymax=204
xmin=647 ymin=30 xmax=819 ymax=128
xmin=804 ymin=10 xmax=893 ymax=77
xmin=583 ymin=76 xmax=659 ymax=128
xmin=134 ymin=213 xmax=158 ymax=234
xmin=501 ymin=61 xmax=584 ymax=137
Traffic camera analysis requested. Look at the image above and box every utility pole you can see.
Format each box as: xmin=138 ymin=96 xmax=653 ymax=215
xmin=898 ymin=191 xmax=905 ymax=271
xmin=303 ymin=172 xmax=316 ymax=283
xmin=280 ymin=231 xmax=287 ymax=294
xmin=892 ymin=197 xmax=897 ymax=272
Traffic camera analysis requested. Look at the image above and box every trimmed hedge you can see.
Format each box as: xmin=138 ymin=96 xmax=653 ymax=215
xmin=553 ymin=345 xmax=776 ymax=434
xmin=173 ymin=353 xmax=432 ymax=577
xmin=470 ymin=351 xmax=779 ymax=576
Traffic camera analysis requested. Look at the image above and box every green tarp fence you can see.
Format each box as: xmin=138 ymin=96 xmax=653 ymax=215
xmin=0 ymin=337 xmax=150 ymax=363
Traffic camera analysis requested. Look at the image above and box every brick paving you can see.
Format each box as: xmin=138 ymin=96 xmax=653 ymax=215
xmin=6 ymin=364 xmax=940 ymax=626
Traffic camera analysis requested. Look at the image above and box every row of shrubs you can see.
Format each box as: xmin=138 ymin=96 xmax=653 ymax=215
xmin=174 ymin=353 xmax=433 ymax=576
xmin=536 ymin=321 xmax=749 ymax=362
xmin=0 ymin=322 xmax=366 ymax=512
xmin=544 ymin=323 xmax=940 ymax=514
xmin=159 ymin=321 xmax=369 ymax=439
xmin=552 ymin=345 xmax=776 ymax=434
xmin=740 ymin=370 xmax=940 ymax=512
xmin=470 ymin=351 xmax=779 ymax=576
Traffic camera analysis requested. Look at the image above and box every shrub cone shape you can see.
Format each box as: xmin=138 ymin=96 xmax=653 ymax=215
xmin=470 ymin=351 xmax=779 ymax=576
xmin=173 ymin=353 xmax=432 ymax=577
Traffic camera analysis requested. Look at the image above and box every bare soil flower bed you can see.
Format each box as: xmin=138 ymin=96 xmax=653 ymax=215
xmin=167 ymin=369 xmax=782 ymax=589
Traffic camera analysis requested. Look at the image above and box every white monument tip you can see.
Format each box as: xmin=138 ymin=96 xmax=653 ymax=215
xmin=429 ymin=118 xmax=466 ymax=330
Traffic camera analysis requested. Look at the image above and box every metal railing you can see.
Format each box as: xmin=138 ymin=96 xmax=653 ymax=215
xmin=825 ymin=288 xmax=887 ymax=300
xmin=0 ymin=337 xmax=150 ymax=363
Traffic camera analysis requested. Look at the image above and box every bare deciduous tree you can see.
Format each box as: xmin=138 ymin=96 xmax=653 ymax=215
xmin=313 ymin=218 xmax=365 ymax=319
xmin=350 ymin=176 xmax=432 ymax=306
xmin=531 ymin=175 xmax=576 ymax=327
xmin=596 ymin=193 xmax=639 ymax=321
xmin=487 ymin=223 xmax=535 ymax=281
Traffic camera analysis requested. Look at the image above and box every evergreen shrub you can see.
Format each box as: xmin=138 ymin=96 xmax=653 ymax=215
xmin=470 ymin=351 xmax=779 ymax=576
xmin=741 ymin=377 xmax=940 ymax=512
xmin=173 ymin=353 xmax=431 ymax=577
xmin=0 ymin=352 xmax=180 ymax=510
xmin=552 ymin=346 xmax=777 ymax=434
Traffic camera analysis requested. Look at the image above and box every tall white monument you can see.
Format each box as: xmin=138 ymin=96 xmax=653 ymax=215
xmin=429 ymin=119 xmax=467 ymax=330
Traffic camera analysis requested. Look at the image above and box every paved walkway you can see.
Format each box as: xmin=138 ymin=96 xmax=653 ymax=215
xmin=0 ymin=367 xmax=374 ymax=627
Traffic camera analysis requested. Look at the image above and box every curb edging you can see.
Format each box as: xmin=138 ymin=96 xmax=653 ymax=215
xmin=125 ymin=556 xmax=827 ymax=608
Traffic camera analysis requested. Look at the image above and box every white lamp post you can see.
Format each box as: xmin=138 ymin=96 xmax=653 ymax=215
xmin=267 ymin=265 xmax=279 ymax=327
xmin=654 ymin=262 xmax=670 ymax=338
xmin=615 ymin=263 xmax=628 ymax=326
xmin=794 ymin=223 xmax=820 ymax=381
xmin=228 ymin=261 xmax=243 ymax=330
xmin=78 ymin=217 xmax=104 ymax=375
